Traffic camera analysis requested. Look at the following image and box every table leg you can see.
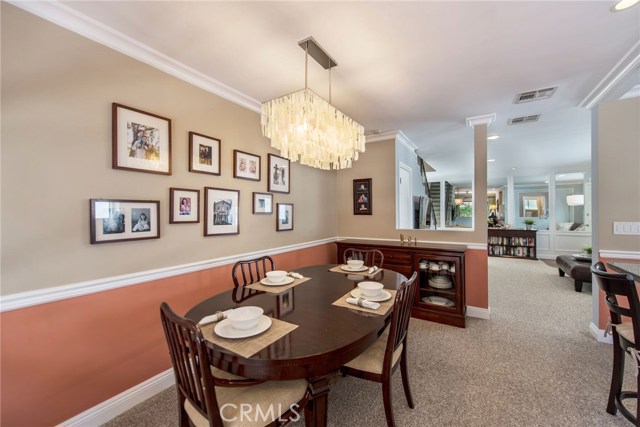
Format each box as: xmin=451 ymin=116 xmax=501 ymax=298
xmin=304 ymin=376 xmax=331 ymax=427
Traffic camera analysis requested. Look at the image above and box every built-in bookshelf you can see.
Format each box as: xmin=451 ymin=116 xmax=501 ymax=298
xmin=488 ymin=229 xmax=537 ymax=260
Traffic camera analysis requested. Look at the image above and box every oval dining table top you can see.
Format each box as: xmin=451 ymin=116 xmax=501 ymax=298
xmin=185 ymin=264 xmax=407 ymax=380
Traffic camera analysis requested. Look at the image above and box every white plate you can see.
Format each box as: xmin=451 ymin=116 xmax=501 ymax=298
xmin=260 ymin=276 xmax=295 ymax=286
xmin=340 ymin=265 xmax=369 ymax=272
xmin=214 ymin=316 xmax=272 ymax=339
xmin=350 ymin=288 xmax=392 ymax=302
xmin=428 ymin=279 xmax=453 ymax=289
xmin=422 ymin=296 xmax=454 ymax=307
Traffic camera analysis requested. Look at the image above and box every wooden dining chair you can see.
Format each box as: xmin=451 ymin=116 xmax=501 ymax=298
xmin=232 ymin=255 xmax=275 ymax=288
xmin=343 ymin=248 xmax=384 ymax=268
xmin=591 ymin=262 xmax=640 ymax=426
xmin=160 ymin=302 xmax=309 ymax=427
xmin=340 ymin=271 xmax=418 ymax=427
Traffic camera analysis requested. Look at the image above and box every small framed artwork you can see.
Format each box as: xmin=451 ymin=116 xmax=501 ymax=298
xmin=169 ymin=188 xmax=200 ymax=224
xmin=276 ymin=203 xmax=294 ymax=231
xmin=277 ymin=288 xmax=295 ymax=317
xmin=253 ymin=192 xmax=273 ymax=214
xmin=268 ymin=154 xmax=290 ymax=194
xmin=112 ymin=103 xmax=171 ymax=175
xmin=189 ymin=131 xmax=221 ymax=175
xmin=353 ymin=178 xmax=372 ymax=215
xmin=204 ymin=187 xmax=239 ymax=236
xmin=90 ymin=199 xmax=160 ymax=244
xmin=233 ymin=150 xmax=261 ymax=181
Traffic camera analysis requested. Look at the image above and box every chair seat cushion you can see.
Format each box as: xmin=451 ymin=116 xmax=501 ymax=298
xmin=617 ymin=322 xmax=635 ymax=344
xmin=343 ymin=328 xmax=403 ymax=375
xmin=184 ymin=378 xmax=307 ymax=427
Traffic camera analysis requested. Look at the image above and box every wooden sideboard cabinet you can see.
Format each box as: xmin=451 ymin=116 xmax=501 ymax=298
xmin=488 ymin=228 xmax=537 ymax=259
xmin=336 ymin=239 xmax=466 ymax=328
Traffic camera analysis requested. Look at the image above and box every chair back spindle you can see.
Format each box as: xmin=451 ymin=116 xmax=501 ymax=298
xmin=386 ymin=272 xmax=418 ymax=366
xmin=343 ymin=248 xmax=385 ymax=268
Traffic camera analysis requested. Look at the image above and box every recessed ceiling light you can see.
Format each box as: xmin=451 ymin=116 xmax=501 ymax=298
xmin=611 ymin=0 xmax=640 ymax=12
xmin=487 ymin=135 xmax=500 ymax=140
xmin=545 ymin=180 xmax=549 ymax=184
xmin=557 ymin=174 xmax=565 ymax=177
xmin=488 ymin=159 xmax=496 ymax=162
xmin=512 ymin=167 xmax=517 ymax=171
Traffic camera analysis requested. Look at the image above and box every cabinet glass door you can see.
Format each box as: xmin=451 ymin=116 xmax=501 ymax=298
xmin=417 ymin=257 xmax=458 ymax=310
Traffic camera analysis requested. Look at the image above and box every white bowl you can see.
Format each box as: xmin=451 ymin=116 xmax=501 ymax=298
xmin=226 ymin=306 xmax=264 ymax=330
xmin=347 ymin=259 xmax=365 ymax=269
xmin=266 ymin=270 xmax=288 ymax=283
xmin=357 ymin=281 xmax=384 ymax=297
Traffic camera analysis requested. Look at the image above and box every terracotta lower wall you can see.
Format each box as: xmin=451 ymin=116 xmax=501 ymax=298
xmin=0 ymin=243 xmax=335 ymax=427
xmin=464 ymin=249 xmax=489 ymax=309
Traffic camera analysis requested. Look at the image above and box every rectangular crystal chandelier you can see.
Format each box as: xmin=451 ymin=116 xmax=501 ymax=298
xmin=261 ymin=37 xmax=365 ymax=170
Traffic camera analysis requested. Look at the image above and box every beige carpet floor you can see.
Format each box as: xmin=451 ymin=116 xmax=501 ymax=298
xmin=104 ymin=257 xmax=635 ymax=427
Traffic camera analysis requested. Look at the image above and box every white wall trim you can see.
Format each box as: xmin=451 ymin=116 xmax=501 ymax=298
xmin=337 ymin=236 xmax=486 ymax=250
xmin=589 ymin=322 xmax=613 ymax=344
xmin=395 ymin=131 xmax=418 ymax=152
xmin=466 ymin=305 xmax=491 ymax=320
xmin=8 ymin=0 xmax=261 ymax=113
xmin=59 ymin=369 xmax=174 ymax=427
xmin=599 ymin=250 xmax=640 ymax=260
xmin=365 ymin=130 xmax=399 ymax=144
xmin=0 ymin=238 xmax=336 ymax=312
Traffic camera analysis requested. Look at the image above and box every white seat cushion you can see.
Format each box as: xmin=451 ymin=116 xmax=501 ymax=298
xmin=617 ymin=322 xmax=635 ymax=344
xmin=343 ymin=328 xmax=403 ymax=375
xmin=184 ymin=379 xmax=307 ymax=427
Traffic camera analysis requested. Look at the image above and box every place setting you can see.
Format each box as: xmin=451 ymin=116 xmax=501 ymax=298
xmin=332 ymin=281 xmax=396 ymax=316
xmin=329 ymin=259 xmax=383 ymax=279
xmin=245 ymin=270 xmax=310 ymax=294
xmin=198 ymin=306 xmax=298 ymax=359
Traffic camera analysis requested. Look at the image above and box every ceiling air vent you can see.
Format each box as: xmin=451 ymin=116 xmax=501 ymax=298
xmin=508 ymin=114 xmax=541 ymax=125
xmin=514 ymin=86 xmax=558 ymax=104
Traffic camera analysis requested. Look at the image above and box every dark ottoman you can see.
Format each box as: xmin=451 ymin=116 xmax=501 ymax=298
xmin=556 ymin=255 xmax=592 ymax=292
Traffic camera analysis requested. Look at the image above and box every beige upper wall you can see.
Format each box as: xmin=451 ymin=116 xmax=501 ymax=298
xmin=1 ymin=5 xmax=337 ymax=295
xmin=597 ymin=96 xmax=640 ymax=252
xmin=336 ymin=129 xmax=488 ymax=244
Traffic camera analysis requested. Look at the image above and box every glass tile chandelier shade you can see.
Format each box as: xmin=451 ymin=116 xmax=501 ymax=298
xmin=261 ymin=38 xmax=365 ymax=170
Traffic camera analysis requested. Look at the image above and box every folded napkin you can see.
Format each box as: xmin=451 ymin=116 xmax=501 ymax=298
xmin=346 ymin=297 xmax=380 ymax=310
xmin=288 ymin=272 xmax=304 ymax=279
xmin=368 ymin=266 xmax=379 ymax=275
xmin=199 ymin=309 xmax=234 ymax=325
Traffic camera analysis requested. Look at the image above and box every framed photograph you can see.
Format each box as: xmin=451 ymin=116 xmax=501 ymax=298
xmin=189 ymin=131 xmax=221 ymax=175
xmin=233 ymin=150 xmax=261 ymax=181
xmin=90 ymin=199 xmax=160 ymax=244
xmin=276 ymin=203 xmax=294 ymax=231
xmin=277 ymin=288 xmax=295 ymax=317
xmin=353 ymin=178 xmax=372 ymax=215
xmin=204 ymin=187 xmax=239 ymax=236
xmin=268 ymin=154 xmax=290 ymax=194
xmin=112 ymin=103 xmax=171 ymax=175
xmin=169 ymin=188 xmax=200 ymax=224
xmin=253 ymin=192 xmax=273 ymax=214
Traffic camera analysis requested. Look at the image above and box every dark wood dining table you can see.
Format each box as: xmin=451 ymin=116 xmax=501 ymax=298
xmin=186 ymin=264 xmax=407 ymax=427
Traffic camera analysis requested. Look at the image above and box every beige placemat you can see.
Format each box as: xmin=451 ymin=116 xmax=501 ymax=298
xmin=328 ymin=265 xmax=383 ymax=279
xmin=200 ymin=317 xmax=298 ymax=359
xmin=332 ymin=289 xmax=397 ymax=316
xmin=245 ymin=276 xmax=310 ymax=294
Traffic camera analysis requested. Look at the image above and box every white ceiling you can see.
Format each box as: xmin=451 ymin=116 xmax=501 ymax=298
xmin=39 ymin=1 xmax=640 ymax=180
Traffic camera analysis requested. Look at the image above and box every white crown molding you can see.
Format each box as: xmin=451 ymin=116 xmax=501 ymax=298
xmin=59 ymin=368 xmax=174 ymax=427
xmin=579 ymin=40 xmax=640 ymax=109
xmin=599 ymin=250 xmax=640 ymax=260
xmin=620 ymin=83 xmax=640 ymax=100
xmin=466 ymin=305 xmax=491 ymax=320
xmin=590 ymin=322 xmax=613 ymax=345
xmin=0 ymin=237 xmax=336 ymax=312
xmin=8 ymin=0 xmax=262 ymax=113
xmin=395 ymin=131 xmax=418 ymax=151
xmin=465 ymin=113 xmax=496 ymax=128
xmin=365 ymin=130 xmax=400 ymax=144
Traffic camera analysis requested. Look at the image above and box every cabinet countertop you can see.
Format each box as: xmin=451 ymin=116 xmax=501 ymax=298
xmin=336 ymin=239 xmax=467 ymax=252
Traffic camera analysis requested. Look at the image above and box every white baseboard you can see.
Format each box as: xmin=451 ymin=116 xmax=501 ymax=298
xmin=59 ymin=369 xmax=175 ymax=427
xmin=466 ymin=305 xmax=491 ymax=320
xmin=590 ymin=322 xmax=613 ymax=344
